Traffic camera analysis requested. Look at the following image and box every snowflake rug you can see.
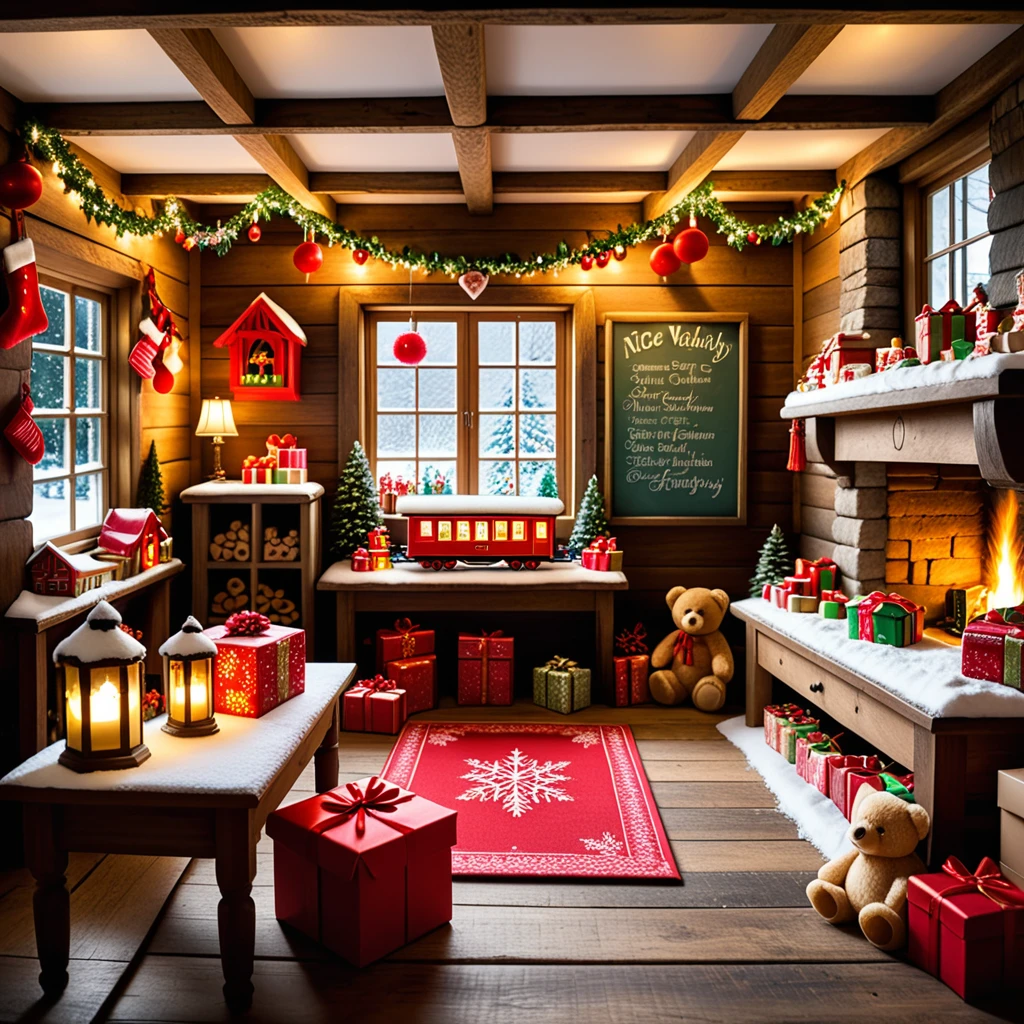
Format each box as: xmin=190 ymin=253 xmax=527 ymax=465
xmin=380 ymin=722 xmax=680 ymax=880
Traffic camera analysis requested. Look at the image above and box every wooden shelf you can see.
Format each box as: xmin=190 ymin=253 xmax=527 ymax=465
xmin=205 ymin=561 xmax=302 ymax=570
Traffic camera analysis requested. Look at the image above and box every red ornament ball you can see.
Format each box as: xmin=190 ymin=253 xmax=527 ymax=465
xmin=293 ymin=239 xmax=323 ymax=277
xmin=580 ymin=253 xmax=594 ymax=272
xmin=247 ymin=222 xmax=261 ymax=243
xmin=393 ymin=330 xmax=427 ymax=366
xmin=0 ymin=158 xmax=43 ymax=210
xmin=595 ymin=250 xmax=611 ymax=269
xmin=672 ymin=227 xmax=709 ymax=265
xmin=649 ymin=242 xmax=681 ymax=277
xmin=747 ymin=230 xmax=759 ymax=244
xmin=352 ymin=248 xmax=369 ymax=265
xmin=174 ymin=228 xmax=186 ymax=245
xmin=613 ymin=246 xmax=627 ymax=261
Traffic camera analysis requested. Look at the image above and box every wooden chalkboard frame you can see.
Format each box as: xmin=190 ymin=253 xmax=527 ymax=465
xmin=603 ymin=312 xmax=748 ymax=527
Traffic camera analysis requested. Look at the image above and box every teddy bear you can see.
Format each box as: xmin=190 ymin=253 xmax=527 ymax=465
xmin=649 ymin=586 xmax=734 ymax=711
xmin=806 ymin=782 xmax=930 ymax=950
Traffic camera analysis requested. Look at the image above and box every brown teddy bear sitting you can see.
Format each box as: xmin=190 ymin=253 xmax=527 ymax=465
xmin=649 ymin=586 xmax=734 ymax=711
xmin=806 ymin=779 xmax=930 ymax=950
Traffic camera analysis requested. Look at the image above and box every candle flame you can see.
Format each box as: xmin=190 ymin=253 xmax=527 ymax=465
xmin=986 ymin=489 xmax=1024 ymax=611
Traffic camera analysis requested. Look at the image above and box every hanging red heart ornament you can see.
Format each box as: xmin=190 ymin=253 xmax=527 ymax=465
xmin=352 ymin=248 xmax=369 ymax=266
xmin=649 ymin=242 xmax=681 ymax=277
xmin=458 ymin=269 xmax=489 ymax=300
xmin=393 ymin=330 xmax=427 ymax=365
xmin=672 ymin=227 xmax=709 ymax=265
xmin=0 ymin=157 xmax=43 ymax=210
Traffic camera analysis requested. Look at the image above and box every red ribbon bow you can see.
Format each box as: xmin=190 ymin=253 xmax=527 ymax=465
xmin=587 ymin=536 xmax=609 ymax=553
xmin=615 ymin=622 xmax=649 ymax=656
xmin=940 ymin=857 xmax=1024 ymax=910
xmin=673 ymin=630 xmax=694 ymax=666
xmin=356 ymin=674 xmax=396 ymax=694
xmin=316 ymin=777 xmax=413 ymax=839
xmin=267 ymin=432 xmax=297 ymax=448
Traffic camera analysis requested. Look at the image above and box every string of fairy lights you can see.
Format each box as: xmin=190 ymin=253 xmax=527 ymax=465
xmin=23 ymin=119 xmax=844 ymax=276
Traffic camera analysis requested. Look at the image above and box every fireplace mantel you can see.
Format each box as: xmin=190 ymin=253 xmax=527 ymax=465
xmin=780 ymin=367 xmax=1024 ymax=489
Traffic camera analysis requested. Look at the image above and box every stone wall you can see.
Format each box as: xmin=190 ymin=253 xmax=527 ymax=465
xmin=988 ymin=77 xmax=1024 ymax=309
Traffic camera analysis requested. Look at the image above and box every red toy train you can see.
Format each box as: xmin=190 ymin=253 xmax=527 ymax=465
xmin=396 ymin=495 xmax=565 ymax=570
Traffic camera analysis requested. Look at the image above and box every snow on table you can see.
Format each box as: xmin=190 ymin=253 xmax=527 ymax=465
xmin=732 ymin=597 xmax=1024 ymax=720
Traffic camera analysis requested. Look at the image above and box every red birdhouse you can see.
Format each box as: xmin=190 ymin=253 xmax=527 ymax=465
xmin=211 ymin=292 xmax=307 ymax=402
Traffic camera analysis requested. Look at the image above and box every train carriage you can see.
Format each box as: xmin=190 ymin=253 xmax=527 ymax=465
xmin=396 ymin=495 xmax=565 ymax=570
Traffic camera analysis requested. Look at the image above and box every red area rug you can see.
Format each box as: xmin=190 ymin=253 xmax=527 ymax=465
xmin=381 ymin=722 xmax=680 ymax=880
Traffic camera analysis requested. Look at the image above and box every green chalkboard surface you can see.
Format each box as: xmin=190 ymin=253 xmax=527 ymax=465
xmin=604 ymin=313 xmax=748 ymax=524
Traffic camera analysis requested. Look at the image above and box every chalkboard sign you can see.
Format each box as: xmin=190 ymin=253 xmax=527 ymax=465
xmin=604 ymin=313 xmax=748 ymax=525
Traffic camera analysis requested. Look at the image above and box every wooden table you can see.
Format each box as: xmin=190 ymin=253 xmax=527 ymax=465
xmin=0 ymin=662 xmax=356 ymax=1012
xmin=732 ymin=600 xmax=1024 ymax=867
xmin=318 ymin=561 xmax=628 ymax=693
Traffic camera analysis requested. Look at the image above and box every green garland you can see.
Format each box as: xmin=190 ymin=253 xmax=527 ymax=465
xmin=23 ymin=119 xmax=843 ymax=276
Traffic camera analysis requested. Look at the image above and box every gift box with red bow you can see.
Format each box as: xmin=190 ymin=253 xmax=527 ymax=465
xmin=376 ymin=617 xmax=436 ymax=670
xmin=794 ymin=557 xmax=839 ymax=597
xmin=844 ymin=769 xmax=914 ymax=820
xmin=457 ymin=631 xmax=514 ymax=705
xmin=779 ymin=714 xmax=820 ymax=763
xmin=241 ymin=453 xmax=276 ymax=484
xmin=763 ymin=703 xmax=804 ymax=751
xmin=267 ymin=776 xmax=457 ymax=967
xmin=204 ymin=618 xmax=305 ymax=718
xmin=796 ymin=732 xmax=842 ymax=795
xmin=962 ymin=606 xmax=1024 ymax=688
xmin=856 ymin=591 xmax=925 ymax=647
xmin=267 ymin=432 xmax=307 ymax=470
xmin=351 ymin=547 xmax=372 ymax=572
xmin=915 ymin=300 xmax=976 ymax=364
xmin=823 ymin=331 xmax=874 ymax=384
xmin=385 ymin=655 xmax=437 ymax=715
xmin=342 ymin=675 xmax=407 ymax=734
xmin=613 ymin=623 xmax=650 ymax=706
xmin=581 ymin=536 xmax=614 ymax=571
xmin=827 ymin=754 xmax=883 ymax=818
xmin=908 ymin=856 xmax=1024 ymax=1001
xmin=819 ymin=589 xmax=849 ymax=619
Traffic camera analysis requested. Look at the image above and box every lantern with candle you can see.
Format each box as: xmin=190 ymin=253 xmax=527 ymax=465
xmin=54 ymin=601 xmax=150 ymax=773
xmin=159 ymin=616 xmax=219 ymax=737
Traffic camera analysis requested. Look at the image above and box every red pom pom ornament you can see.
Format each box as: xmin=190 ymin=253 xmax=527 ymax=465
xmin=595 ymin=250 xmax=611 ymax=268
xmin=293 ymin=239 xmax=323 ymax=280
xmin=247 ymin=222 xmax=261 ymax=242
xmin=649 ymin=242 xmax=681 ymax=277
xmin=580 ymin=253 xmax=594 ymax=272
xmin=672 ymin=227 xmax=709 ymax=265
xmin=0 ymin=157 xmax=43 ymax=210
xmin=393 ymin=330 xmax=427 ymax=366
xmin=352 ymin=248 xmax=369 ymax=265
xmin=613 ymin=246 xmax=627 ymax=261
xmin=747 ymin=230 xmax=760 ymax=245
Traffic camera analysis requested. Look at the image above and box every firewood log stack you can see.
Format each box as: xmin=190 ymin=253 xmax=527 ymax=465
xmin=263 ymin=525 xmax=300 ymax=561
xmin=255 ymin=581 xmax=300 ymax=626
xmin=210 ymin=520 xmax=251 ymax=561
xmin=210 ymin=576 xmax=249 ymax=623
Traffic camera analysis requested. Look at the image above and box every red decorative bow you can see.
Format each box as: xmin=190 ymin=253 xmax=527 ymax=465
xmin=615 ymin=623 xmax=649 ymax=656
xmin=356 ymin=674 xmax=396 ymax=694
xmin=393 ymin=617 xmax=421 ymax=635
xmin=267 ymin=432 xmax=297 ymax=449
xmin=317 ymin=777 xmax=413 ymax=838
xmin=673 ymin=630 xmax=694 ymax=666
xmin=223 ymin=610 xmax=271 ymax=636
xmin=940 ymin=857 xmax=1024 ymax=910
xmin=587 ymin=536 xmax=609 ymax=553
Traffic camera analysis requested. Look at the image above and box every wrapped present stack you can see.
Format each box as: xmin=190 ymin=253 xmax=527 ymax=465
xmin=269 ymin=433 xmax=308 ymax=484
xmin=823 ymin=330 xmax=874 ymax=385
xmin=458 ymin=630 xmax=514 ymax=705
xmin=763 ymin=703 xmax=804 ymax=750
xmin=267 ymin=776 xmax=457 ymax=966
xmin=342 ymin=674 xmax=407 ymax=734
xmin=779 ymin=713 xmax=820 ymax=763
xmin=848 ymin=591 xmax=924 ymax=646
xmin=613 ymin=623 xmax=651 ymax=706
xmin=377 ymin=617 xmax=436 ymax=714
xmin=379 ymin=474 xmax=413 ymax=514
xmin=205 ymin=610 xmax=305 ymax=718
xmin=351 ymin=546 xmax=372 ymax=572
xmin=915 ymin=288 xmax=997 ymax=364
xmin=534 ymin=655 xmax=591 ymax=714
xmin=367 ymin=526 xmax=392 ymax=571
xmin=962 ymin=605 xmax=1024 ymax=688
xmin=795 ymin=556 xmax=839 ymax=597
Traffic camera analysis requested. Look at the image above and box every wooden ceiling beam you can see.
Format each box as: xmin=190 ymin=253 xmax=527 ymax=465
xmin=431 ymin=22 xmax=491 ymax=214
xmin=838 ymin=24 xmax=1024 ymax=186
xmin=147 ymin=27 xmax=334 ymax=220
xmin=701 ymin=169 xmax=840 ymax=194
xmin=122 ymin=173 xmax=273 ymax=197
xmin=644 ymin=131 xmax=743 ymax=221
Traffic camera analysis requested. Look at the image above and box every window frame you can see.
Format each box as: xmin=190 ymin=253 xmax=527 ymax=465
xmin=364 ymin=309 xmax=569 ymax=499
xmin=31 ymin=272 xmax=111 ymax=546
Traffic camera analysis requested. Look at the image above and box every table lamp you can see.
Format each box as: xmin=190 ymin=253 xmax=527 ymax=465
xmin=195 ymin=397 xmax=237 ymax=480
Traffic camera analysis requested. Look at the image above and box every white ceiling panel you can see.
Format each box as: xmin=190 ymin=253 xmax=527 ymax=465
xmin=714 ymin=130 xmax=889 ymax=172
xmin=289 ymin=133 xmax=459 ymax=173
xmin=0 ymin=30 xmax=199 ymax=102
xmin=492 ymin=131 xmax=691 ymax=172
xmin=789 ymin=24 xmax=1019 ymax=95
xmin=334 ymin=193 xmax=465 ymax=205
xmin=485 ymin=25 xmax=773 ymax=95
xmin=497 ymin=192 xmax=650 ymax=205
xmin=213 ymin=26 xmax=444 ymax=98
xmin=73 ymin=136 xmax=263 ymax=175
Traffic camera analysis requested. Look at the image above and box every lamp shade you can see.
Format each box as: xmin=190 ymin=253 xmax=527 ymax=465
xmin=195 ymin=397 xmax=238 ymax=437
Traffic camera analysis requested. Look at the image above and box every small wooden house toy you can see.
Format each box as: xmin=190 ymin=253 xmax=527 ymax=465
xmin=95 ymin=509 xmax=173 ymax=577
xmin=26 ymin=542 xmax=117 ymax=598
xmin=212 ymin=293 xmax=307 ymax=402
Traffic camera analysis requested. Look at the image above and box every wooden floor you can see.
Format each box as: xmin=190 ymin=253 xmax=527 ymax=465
xmin=0 ymin=700 xmax=1017 ymax=1023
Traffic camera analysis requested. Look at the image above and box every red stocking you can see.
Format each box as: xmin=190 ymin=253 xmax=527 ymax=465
xmin=4 ymin=383 xmax=45 ymax=464
xmin=128 ymin=317 xmax=163 ymax=379
xmin=0 ymin=238 xmax=49 ymax=350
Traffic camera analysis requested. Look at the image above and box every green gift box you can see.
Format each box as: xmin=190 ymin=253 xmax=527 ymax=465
xmin=533 ymin=656 xmax=591 ymax=714
xmin=820 ymin=599 xmax=847 ymax=620
xmin=1006 ymin=637 xmax=1023 ymax=689
xmin=782 ymin=717 xmax=820 ymax=764
xmin=847 ymin=596 xmax=867 ymax=638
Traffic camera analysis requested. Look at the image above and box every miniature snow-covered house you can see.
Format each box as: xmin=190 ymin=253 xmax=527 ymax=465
xmin=95 ymin=508 xmax=173 ymax=577
xmin=211 ymin=292 xmax=307 ymax=402
xmin=26 ymin=542 xmax=118 ymax=597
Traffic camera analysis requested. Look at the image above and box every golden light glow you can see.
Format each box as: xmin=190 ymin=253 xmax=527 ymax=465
xmin=986 ymin=489 xmax=1024 ymax=611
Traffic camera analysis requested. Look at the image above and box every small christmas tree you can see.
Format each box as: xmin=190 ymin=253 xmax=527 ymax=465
xmin=331 ymin=441 xmax=383 ymax=559
xmin=749 ymin=523 xmax=794 ymax=597
xmin=569 ymin=474 xmax=609 ymax=555
xmin=136 ymin=440 xmax=167 ymax=514
xmin=538 ymin=463 xmax=559 ymax=498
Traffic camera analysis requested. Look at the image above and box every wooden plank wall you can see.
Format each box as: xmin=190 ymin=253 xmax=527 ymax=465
xmin=199 ymin=201 xmax=796 ymax=637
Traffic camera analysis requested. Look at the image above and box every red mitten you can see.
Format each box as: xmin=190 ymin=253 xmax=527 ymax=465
xmin=0 ymin=238 xmax=49 ymax=350
xmin=4 ymin=383 xmax=45 ymax=464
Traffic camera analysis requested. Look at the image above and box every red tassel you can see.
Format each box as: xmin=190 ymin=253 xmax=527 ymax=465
xmin=787 ymin=418 xmax=807 ymax=472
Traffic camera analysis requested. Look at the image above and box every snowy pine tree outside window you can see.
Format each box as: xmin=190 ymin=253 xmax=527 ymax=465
xmin=30 ymin=275 xmax=108 ymax=544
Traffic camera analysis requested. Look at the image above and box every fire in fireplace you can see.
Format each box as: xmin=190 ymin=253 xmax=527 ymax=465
xmin=986 ymin=489 xmax=1024 ymax=612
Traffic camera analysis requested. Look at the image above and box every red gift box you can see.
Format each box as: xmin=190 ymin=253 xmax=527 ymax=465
xmin=827 ymin=754 xmax=882 ymax=818
xmin=908 ymin=856 xmax=1024 ymax=1001
xmin=242 ymin=467 xmax=274 ymax=484
xmin=763 ymin=703 xmax=804 ymax=750
xmin=823 ymin=331 xmax=874 ymax=384
xmin=376 ymin=617 xmax=436 ymax=670
xmin=613 ymin=655 xmax=651 ymax=706
xmin=915 ymin=300 xmax=976 ymax=364
xmin=343 ymin=676 xmax=407 ymax=734
xmin=351 ymin=547 xmax=372 ymax=572
xmin=762 ymin=582 xmax=788 ymax=608
xmin=205 ymin=623 xmax=305 ymax=718
xmin=962 ymin=607 xmax=1024 ymax=686
xmin=796 ymin=732 xmax=841 ymax=794
xmin=385 ymin=654 xmax=437 ymax=715
xmin=267 ymin=776 xmax=457 ymax=967
xmin=581 ymin=536 xmax=613 ymax=571
xmin=277 ymin=447 xmax=307 ymax=469
xmin=845 ymin=769 xmax=914 ymax=819
xmin=457 ymin=630 xmax=514 ymax=705
xmin=794 ymin=557 xmax=839 ymax=597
